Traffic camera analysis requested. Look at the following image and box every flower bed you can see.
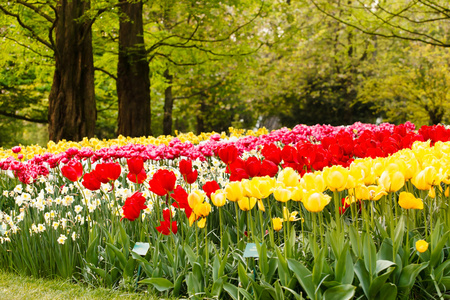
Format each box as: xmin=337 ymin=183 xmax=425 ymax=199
xmin=1 ymin=122 xmax=450 ymax=299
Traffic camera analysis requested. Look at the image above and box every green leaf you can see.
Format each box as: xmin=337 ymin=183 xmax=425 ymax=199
xmin=397 ymin=262 xmax=428 ymax=293
xmin=349 ymin=225 xmax=362 ymax=258
xmin=377 ymin=238 xmax=394 ymax=261
xmin=184 ymin=244 xmax=197 ymax=266
xmin=106 ymin=242 xmax=126 ymax=270
xmin=123 ymin=257 xmax=136 ymax=279
xmin=363 ymin=233 xmax=377 ymax=277
xmin=173 ymin=273 xmax=185 ymax=296
xmin=224 ymin=282 xmax=239 ymax=300
xmin=131 ymin=251 xmax=153 ymax=277
xmin=376 ymin=260 xmax=396 ymax=275
xmin=369 ymin=266 xmax=396 ymax=299
xmin=433 ymin=259 xmax=450 ymax=284
xmin=238 ymin=262 xmax=249 ymax=288
xmin=86 ymin=235 xmax=99 ymax=266
xmin=211 ymin=275 xmax=226 ymax=297
xmin=277 ymin=247 xmax=291 ymax=286
xmin=335 ymin=243 xmax=354 ymax=285
xmin=430 ymin=231 xmax=450 ymax=268
xmin=377 ymin=283 xmax=397 ymax=300
xmin=323 ymin=284 xmax=355 ymax=300
xmin=139 ymin=277 xmax=174 ymax=292
xmin=313 ymin=247 xmax=326 ymax=286
xmin=354 ymin=259 xmax=370 ymax=299
xmin=287 ymin=258 xmax=320 ymax=300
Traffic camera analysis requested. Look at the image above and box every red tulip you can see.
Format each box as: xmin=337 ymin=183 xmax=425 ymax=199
xmin=202 ymin=180 xmax=220 ymax=199
xmin=156 ymin=208 xmax=177 ymax=235
xmin=171 ymin=185 xmax=192 ymax=217
xmin=179 ymin=159 xmax=193 ymax=176
xmin=121 ymin=192 xmax=147 ymax=221
xmin=95 ymin=162 xmax=121 ymax=183
xmin=127 ymin=157 xmax=144 ymax=175
xmin=149 ymin=169 xmax=177 ymax=196
xmin=258 ymin=159 xmax=279 ymax=177
xmin=244 ymin=157 xmax=261 ymax=178
xmin=218 ymin=144 xmax=238 ymax=165
xmin=61 ymin=161 xmax=83 ymax=182
xmin=127 ymin=169 xmax=147 ymax=184
xmin=261 ymin=143 xmax=282 ymax=165
xmin=82 ymin=171 xmax=101 ymax=191
xmin=185 ymin=169 xmax=198 ymax=184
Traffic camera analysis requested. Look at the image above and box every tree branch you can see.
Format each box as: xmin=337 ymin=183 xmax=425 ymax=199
xmin=0 ymin=111 xmax=47 ymax=123
xmin=15 ymin=0 xmax=54 ymax=23
xmin=94 ymin=67 xmax=117 ymax=81
xmin=0 ymin=4 xmax=54 ymax=50
xmin=310 ymin=0 xmax=450 ymax=47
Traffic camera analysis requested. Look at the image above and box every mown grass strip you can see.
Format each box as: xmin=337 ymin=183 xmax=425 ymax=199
xmin=0 ymin=271 xmax=172 ymax=300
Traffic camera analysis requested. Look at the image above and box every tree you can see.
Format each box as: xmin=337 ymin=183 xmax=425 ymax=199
xmin=310 ymin=0 xmax=450 ymax=47
xmin=358 ymin=42 xmax=450 ymax=125
xmin=0 ymin=0 xmax=97 ymax=142
xmin=48 ymin=0 xmax=97 ymax=142
xmin=242 ymin=1 xmax=378 ymax=127
xmin=117 ymin=0 xmax=152 ymax=137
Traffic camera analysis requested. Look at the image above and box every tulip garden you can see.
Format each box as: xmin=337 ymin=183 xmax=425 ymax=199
xmin=2 ymin=122 xmax=450 ymax=299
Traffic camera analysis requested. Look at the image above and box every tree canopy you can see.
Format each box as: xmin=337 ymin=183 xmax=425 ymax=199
xmin=0 ymin=0 xmax=449 ymax=146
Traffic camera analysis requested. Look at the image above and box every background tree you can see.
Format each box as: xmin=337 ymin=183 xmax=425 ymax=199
xmin=358 ymin=42 xmax=450 ymax=125
xmin=310 ymin=0 xmax=450 ymax=47
xmin=117 ymin=0 xmax=152 ymax=137
xmin=0 ymin=0 xmax=97 ymax=142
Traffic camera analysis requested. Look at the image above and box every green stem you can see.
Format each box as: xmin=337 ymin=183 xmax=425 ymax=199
xmin=235 ymin=202 xmax=240 ymax=244
xmin=333 ymin=191 xmax=341 ymax=235
xmin=219 ymin=207 xmax=223 ymax=257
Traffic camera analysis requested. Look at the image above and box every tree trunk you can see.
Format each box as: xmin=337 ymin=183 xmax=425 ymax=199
xmin=163 ymin=69 xmax=173 ymax=135
xmin=117 ymin=0 xmax=152 ymax=137
xmin=196 ymin=96 xmax=206 ymax=134
xmin=48 ymin=0 xmax=96 ymax=142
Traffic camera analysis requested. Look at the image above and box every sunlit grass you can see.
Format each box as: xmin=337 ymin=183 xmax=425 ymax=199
xmin=0 ymin=271 xmax=173 ymax=300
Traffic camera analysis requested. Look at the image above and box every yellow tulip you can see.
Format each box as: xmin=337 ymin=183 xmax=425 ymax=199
xmin=411 ymin=166 xmax=437 ymax=190
xmin=197 ymin=217 xmax=207 ymax=228
xmin=245 ymin=176 xmax=275 ymax=199
xmin=351 ymin=160 xmax=376 ymax=185
xmin=415 ymin=240 xmax=429 ymax=253
xmin=445 ymin=186 xmax=449 ymax=197
xmin=428 ymin=186 xmax=436 ymax=199
xmin=225 ymin=182 xmax=244 ymax=202
xmin=211 ymin=190 xmax=227 ymax=207
xmin=273 ymin=183 xmax=292 ymax=202
xmin=272 ymin=217 xmax=283 ymax=231
xmin=194 ymin=202 xmax=212 ymax=217
xmin=238 ymin=197 xmax=257 ymax=211
xmin=367 ymin=185 xmax=387 ymax=201
xmin=188 ymin=190 xmax=206 ymax=209
xmin=301 ymin=172 xmax=325 ymax=193
xmin=398 ymin=192 xmax=424 ymax=210
xmin=283 ymin=207 xmax=300 ymax=222
xmin=323 ymin=165 xmax=349 ymax=192
xmin=289 ymin=187 xmax=303 ymax=202
xmin=378 ymin=170 xmax=405 ymax=193
xmin=303 ymin=191 xmax=331 ymax=212
xmin=257 ymin=199 xmax=265 ymax=212
xmin=277 ymin=167 xmax=300 ymax=187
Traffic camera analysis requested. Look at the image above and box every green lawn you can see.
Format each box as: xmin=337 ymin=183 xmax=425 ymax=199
xmin=0 ymin=271 xmax=168 ymax=300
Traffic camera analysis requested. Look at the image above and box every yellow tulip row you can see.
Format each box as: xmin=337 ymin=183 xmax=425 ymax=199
xmin=207 ymin=141 xmax=450 ymax=219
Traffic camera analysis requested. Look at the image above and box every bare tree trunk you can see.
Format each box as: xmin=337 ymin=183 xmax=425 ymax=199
xmin=117 ymin=0 xmax=152 ymax=137
xmin=48 ymin=0 xmax=96 ymax=142
xmin=163 ymin=69 xmax=173 ymax=135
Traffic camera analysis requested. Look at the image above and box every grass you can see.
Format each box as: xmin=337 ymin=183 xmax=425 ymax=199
xmin=0 ymin=271 xmax=172 ymax=300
